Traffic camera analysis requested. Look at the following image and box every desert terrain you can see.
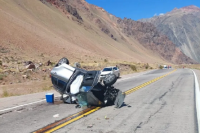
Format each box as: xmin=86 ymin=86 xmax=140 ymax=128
xmin=0 ymin=0 xmax=197 ymax=97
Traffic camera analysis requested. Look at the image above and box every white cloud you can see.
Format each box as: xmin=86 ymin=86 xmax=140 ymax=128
xmin=159 ymin=13 xmax=164 ymax=16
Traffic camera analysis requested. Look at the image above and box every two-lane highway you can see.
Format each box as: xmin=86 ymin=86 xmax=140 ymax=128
xmin=0 ymin=69 xmax=198 ymax=133
xmin=53 ymin=69 xmax=197 ymax=133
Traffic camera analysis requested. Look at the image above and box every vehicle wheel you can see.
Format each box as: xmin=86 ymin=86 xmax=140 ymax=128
xmin=103 ymin=74 xmax=117 ymax=86
xmin=58 ymin=57 xmax=69 ymax=66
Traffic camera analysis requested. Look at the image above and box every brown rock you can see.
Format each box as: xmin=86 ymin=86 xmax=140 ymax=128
xmin=26 ymin=63 xmax=36 ymax=69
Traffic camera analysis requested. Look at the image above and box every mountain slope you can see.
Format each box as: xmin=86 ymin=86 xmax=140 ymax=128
xmin=140 ymin=5 xmax=200 ymax=63
xmin=0 ymin=0 xmax=195 ymax=64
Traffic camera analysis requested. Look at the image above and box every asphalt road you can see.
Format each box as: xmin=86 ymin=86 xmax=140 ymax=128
xmin=0 ymin=69 xmax=198 ymax=133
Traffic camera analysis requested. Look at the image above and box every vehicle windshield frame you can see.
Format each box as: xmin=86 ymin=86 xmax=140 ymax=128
xmin=103 ymin=67 xmax=112 ymax=71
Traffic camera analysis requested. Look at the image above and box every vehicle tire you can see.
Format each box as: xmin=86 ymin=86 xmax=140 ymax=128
xmin=103 ymin=74 xmax=117 ymax=86
xmin=58 ymin=57 xmax=69 ymax=66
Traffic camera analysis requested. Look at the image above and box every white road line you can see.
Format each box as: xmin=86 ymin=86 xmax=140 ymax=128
xmin=192 ymin=70 xmax=200 ymax=133
xmin=0 ymin=99 xmax=45 ymax=113
xmin=0 ymin=95 xmax=61 ymax=113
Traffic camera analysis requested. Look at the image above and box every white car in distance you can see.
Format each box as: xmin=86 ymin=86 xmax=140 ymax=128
xmin=100 ymin=66 xmax=120 ymax=79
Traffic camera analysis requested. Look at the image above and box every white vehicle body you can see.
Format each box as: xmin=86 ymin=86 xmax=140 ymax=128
xmin=163 ymin=65 xmax=167 ymax=69
xmin=100 ymin=66 xmax=120 ymax=78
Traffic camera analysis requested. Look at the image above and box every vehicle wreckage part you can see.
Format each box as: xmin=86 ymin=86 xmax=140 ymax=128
xmin=34 ymin=70 xmax=177 ymax=133
xmin=57 ymin=57 xmax=69 ymax=66
xmin=103 ymin=74 xmax=117 ymax=86
xmin=104 ymin=87 xmax=119 ymax=106
xmin=114 ymin=90 xmax=126 ymax=108
xmin=62 ymin=95 xmax=71 ymax=103
xmin=51 ymin=64 xmax=75 ymax=94
xmin=70 ymin=75 xmax=83 ymax=95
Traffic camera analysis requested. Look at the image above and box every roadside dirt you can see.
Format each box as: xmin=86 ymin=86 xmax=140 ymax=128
xmin=0 ymin=61 xmax=157 ymax=98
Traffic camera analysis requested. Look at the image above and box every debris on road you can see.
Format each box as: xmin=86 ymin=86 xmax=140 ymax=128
xmin=53 ymin=114 xmax=59 ymax=118
xmin=87 ymin=125 xmax=93 ymax=128
xmin=105 ymin=116 xmax=109 ymax=120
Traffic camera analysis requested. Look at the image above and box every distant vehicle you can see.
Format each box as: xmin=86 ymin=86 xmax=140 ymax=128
xmin=100 ymin=66 xmax=120 ymax=78
xmin=163 ymin=65 xmax=167 ymax=69
xmin=162 ymin=65 xmax=172 ymax=69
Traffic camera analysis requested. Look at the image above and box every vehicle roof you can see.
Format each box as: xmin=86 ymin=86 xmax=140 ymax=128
xmin=103 ymin=66 xmax=116 ymax=68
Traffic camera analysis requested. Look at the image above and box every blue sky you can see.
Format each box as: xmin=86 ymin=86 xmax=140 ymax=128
xmin=85 ymin=0 xmax=200 ymax=20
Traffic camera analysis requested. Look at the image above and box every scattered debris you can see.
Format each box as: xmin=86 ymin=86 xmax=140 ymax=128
xmin=42 ymin=69 xmax=47 ymax=72
xmin=3 ymin=65 xmax=8 ymax=68
xmin=22 ymin=75 xmax=27 ymax=79
xmin=27 ymin=69 xmax=33 ymax=72
xmin=87 ymin=125 xmax=93 ymax=128
xmin=46 ymin=60 xmax=52 ymax=66
xmin=53 ymin=114 xmax=59 ymax=118
xmin=74 ymin=62 xmax=81 ymax=68
xmin=26 ymin=63 xmax=35 ymax=69
xmin=24 ymin=61 xmax=33 ymax=66
xmin=105 ymin=116 xmax=109 ymax=120
xmin=75 ymin=104 xmax=81 ymax=108
xmin=35 ymin=63 xmax=43 ymax=69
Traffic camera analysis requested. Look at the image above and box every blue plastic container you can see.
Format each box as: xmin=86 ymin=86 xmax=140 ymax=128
xmin=46 ymin=93 xmax=54 ymax=103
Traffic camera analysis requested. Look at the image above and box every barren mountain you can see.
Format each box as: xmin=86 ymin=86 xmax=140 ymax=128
xmin=140 ymin=5 xmax=200 ymax=63
xmin=0 ymin=0 xmax=195 ymax=64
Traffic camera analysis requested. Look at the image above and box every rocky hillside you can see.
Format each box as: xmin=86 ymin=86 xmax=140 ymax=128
xmin=140 ymin=5 xmax=200 ymax=63
xmin=40 ymin=0 xmax=195 ymax=64
xmin=0 ymin=0 xmax=195 ymax=64
xmin=116 ymin=18 xmax=194 ymax=64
